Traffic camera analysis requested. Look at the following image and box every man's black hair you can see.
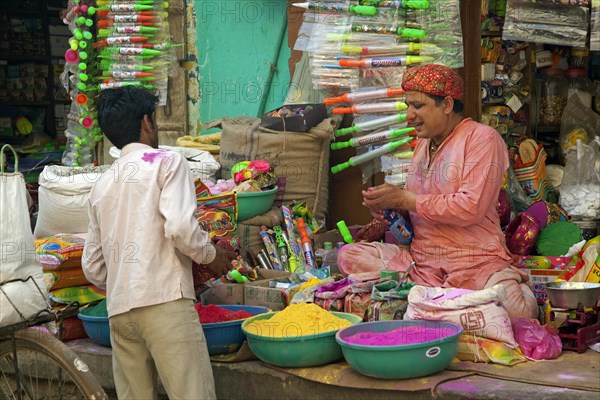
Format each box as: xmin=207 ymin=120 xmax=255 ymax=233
xmin=428 ymin=94 xmax=464 ymax=113
xmin=97 ymin=86 xmax=159 ymax=149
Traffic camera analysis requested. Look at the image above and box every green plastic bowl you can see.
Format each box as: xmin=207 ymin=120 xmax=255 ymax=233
xmin=241 ymin=311 xmax=363 ymax=368
xmin=336 ymin=320 xmax=463 ymax=379
xmin=236 ymin=186 xmax=277 ymax=222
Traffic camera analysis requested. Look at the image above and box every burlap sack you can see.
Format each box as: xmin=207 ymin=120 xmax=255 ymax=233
xmin=216 ymin=116 xmax=334 ymax=221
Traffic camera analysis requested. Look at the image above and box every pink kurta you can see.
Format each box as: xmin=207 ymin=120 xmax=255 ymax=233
xmin=390 ymin=118 xmax=513 ymax=289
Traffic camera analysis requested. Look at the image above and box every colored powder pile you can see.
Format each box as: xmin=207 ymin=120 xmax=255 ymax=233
xmin=243 ymin=303 xmax=352 ymax=338
xmin=344 ymin=326 xmax=458 ymax=346
xmin=83 ymin=299 xmax=108 ymax=317
xmin=195 ymin=304 xmax=253 ymax=324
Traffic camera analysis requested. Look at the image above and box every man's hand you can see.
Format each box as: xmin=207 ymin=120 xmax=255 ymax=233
xmin=203 ymin=245 xmax=235 ymax=276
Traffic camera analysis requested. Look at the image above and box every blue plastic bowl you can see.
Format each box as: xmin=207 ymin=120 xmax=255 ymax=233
xmin=202 ymin=305 xmax=270 ymax=355
xmin=77 ymin=313 xmax=111 ymax=348
xmin=336 ymin=320 xmax=463 ymax=379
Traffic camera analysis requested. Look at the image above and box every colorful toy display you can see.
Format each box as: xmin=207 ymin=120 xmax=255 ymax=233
xmin=60 ymin=0 xmax=175 ymax=167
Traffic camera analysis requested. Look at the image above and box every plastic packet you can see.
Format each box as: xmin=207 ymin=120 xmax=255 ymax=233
xmin=196 ymin=192 xmax=239 ymax=252
xmin=512 ymin=318 xmax=562 ymax=360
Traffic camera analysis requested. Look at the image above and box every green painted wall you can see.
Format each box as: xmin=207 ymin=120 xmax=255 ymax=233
xmin=195 ymin=0 xmax=291 ymax=134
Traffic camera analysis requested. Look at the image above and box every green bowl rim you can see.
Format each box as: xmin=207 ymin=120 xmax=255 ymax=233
xmin=335 ymin=320 xmax=463 ymax=351
xmin=242 ymin=310 xmax=362 ymax=341
xmin=235 ymin=186 xmax=278 ymax=197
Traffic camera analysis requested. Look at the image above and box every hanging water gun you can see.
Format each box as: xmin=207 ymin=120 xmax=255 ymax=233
xmin=98 ymin=47 xmax=162 ymax=57
xmin=359 ymin=0 xmax=430 ymax=8
xmin=93 ymin=36 xmax=150 ymax=48
xmin=331 ymin=127 xmax=416 ymax=150
xmin=340 ymin=43 xmax=442 ymax=56
xmin=97 ymin=25 xmax=159 ymax=36
xmin=325 ymin=88 xmax=404 ymax=106
xmin=335 ymin=113 xmax=408 ymax=136
xmin=331 ymin=137 xmax=415 ymax=174
xmin=99 ymin=62 xmax=155 ymax=71
xmin=339 ymin=55 xmax=433 ymax=68
xmin=351 ymin=24 xmax=426 ymax=39
xmin=292 ymin=2 xmax=377 ymax=15
xmin=332 ymin=101 xmax=407 ymax=115
xmin=100 ymin=71 xmax=156 ymax=80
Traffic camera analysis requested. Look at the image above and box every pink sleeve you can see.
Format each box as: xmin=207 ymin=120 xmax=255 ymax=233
xmin=415 ymin=126 xmax=508 ymax=227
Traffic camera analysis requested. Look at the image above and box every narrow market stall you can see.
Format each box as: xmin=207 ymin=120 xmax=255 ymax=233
xmin=1 ymin=0 xmax=600 ymax=399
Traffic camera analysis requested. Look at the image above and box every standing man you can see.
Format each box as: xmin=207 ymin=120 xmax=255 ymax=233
xmin=83 ymin=86 xmax=225 ymax=399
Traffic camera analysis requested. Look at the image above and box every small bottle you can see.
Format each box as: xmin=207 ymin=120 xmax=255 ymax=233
xmin=321 ymin=242 xmax=339 ymax=272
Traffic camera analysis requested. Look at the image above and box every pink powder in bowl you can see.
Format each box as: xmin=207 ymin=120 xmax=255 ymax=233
xmin=343 ymin=326 xmax=459 ymax=347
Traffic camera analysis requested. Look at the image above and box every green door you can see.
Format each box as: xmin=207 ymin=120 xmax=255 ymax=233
xmin=196 ymin=0 xmax=291 ymax=133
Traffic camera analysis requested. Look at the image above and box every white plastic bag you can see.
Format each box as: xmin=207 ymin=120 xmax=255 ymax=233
xmin=404 ymin=285 xmax=518 ymax=348
xmin=559 ymin=139 xmax=600 ymax=220
xmin=1 ymin=145 xmax=41 ymax=283
xmin=0 ymin=272 xmax=49 ymax=324
xmin=0 ymin=145 xmax=48 ymax=323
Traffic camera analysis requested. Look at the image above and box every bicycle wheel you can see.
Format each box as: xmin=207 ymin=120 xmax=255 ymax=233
xmin=0 ymin=327 xmax=108 ymax=400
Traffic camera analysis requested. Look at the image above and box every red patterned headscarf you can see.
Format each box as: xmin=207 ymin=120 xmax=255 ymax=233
xmin=401 ymin=64 xmax=464 ymax=101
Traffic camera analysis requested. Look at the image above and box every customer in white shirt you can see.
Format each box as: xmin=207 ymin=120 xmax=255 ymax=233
xmin=83 ymin=86 xmax=225 ymax=400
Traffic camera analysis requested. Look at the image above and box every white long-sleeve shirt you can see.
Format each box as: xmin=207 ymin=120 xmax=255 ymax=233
xmin=83 ymin=143 xmax=216 ymax=317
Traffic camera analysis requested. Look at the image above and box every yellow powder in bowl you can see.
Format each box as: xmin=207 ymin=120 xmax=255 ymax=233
xmin=244 ymin=303 xmax=352 ymax=338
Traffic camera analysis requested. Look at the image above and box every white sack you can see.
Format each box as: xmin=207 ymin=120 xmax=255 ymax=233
xmin=34 ymin=165 xmax=107 ymax=238
xmin=404 ymin=285 xmax=518 ymax=348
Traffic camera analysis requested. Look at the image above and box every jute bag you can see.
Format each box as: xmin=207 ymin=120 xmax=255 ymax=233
xmin=0 ymin=145 xmax=48 ymax=323
xmin=215 ymin=116 xmax=334 ymax=221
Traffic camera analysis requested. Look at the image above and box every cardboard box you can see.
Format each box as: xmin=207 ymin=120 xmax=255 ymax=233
xmin=260 ymin=103 xmax=327 ymax=132
xmin=244 ymin=273 xmax=292 ymax=311
xmin=200 ymin=283 xmax=245 ymax=305
xmin=522 ymin=269 xmax=565 ymax=305
xmin=199 ymin=269 xmax=289 ymax=306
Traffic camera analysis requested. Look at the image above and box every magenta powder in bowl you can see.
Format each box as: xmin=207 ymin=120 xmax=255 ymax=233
xmin=344 ymin=325 xmax=458 ymax=346
xmin=336 ymin=320 xmax=463 ymax=379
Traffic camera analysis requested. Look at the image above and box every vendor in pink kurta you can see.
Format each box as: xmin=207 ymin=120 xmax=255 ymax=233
xmin=338 ymin=64 xmax=537 ymax=321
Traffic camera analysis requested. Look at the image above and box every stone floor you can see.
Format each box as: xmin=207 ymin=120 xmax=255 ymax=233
xmin=67 ymin=338 xmax=599 ymax=400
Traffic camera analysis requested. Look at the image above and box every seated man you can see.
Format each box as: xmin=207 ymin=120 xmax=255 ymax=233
xmin=338 ymin=64 xmax=537 ymax=321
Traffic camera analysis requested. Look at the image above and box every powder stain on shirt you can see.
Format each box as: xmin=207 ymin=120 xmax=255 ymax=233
xmin=141 ymin=149 xmax=171 ymax=163
xmin=244 ymin=303 xmax=352 ymax=338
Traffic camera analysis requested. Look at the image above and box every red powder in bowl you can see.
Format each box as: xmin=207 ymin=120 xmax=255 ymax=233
xmin=195 ymin=304 xmax=253 ymax=324
xmin=343 ymin=326 xmax=458 ymax=346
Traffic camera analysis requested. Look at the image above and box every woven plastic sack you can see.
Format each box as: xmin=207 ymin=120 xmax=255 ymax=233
xmin=404 ymin=285 xmax=518 ymax=348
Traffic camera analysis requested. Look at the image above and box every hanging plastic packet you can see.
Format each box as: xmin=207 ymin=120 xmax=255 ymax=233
xmin=196 ymin=192 xmax=239 ymax=252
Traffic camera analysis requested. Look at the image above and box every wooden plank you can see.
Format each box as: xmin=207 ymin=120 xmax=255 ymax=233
xmin=460 ymin=0 xmax=482 ymax=122
xmin=156 ymin=65 xmax=187 ymax=133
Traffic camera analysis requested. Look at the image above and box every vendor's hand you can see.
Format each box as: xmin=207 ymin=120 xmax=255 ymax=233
xmin=369 ymin=208 xmax=388 ymax=224
xmin=362 ymin=184 xmax=402 ymax=210
xmin=203 ymin=245 xmax=235 ymax=276
xmin=362 ymin=184 xmax=417 ymax=213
